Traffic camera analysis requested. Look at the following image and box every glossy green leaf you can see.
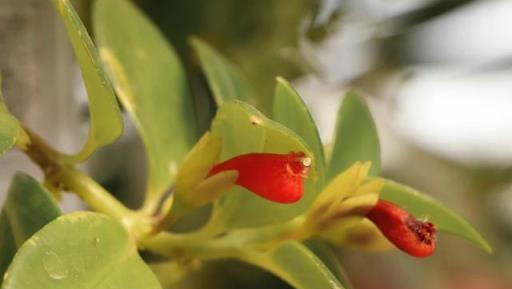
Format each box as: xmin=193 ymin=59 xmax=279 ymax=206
xmin=53 ymin=0 xmax=123 ymax=163
xmin=327 ymin=92 xmax=380 ymax=181
xmin=2 ymin=212 xmax=162 ymax=289
xmin=273 ymin=77 xmax=326 ymax=184
xmin=211 ymin=100 xmax=316 ymax=228
xmin=0 ymin=173 xmax=61 ymax=286
xmin=380 ymin=179 xmax=493 ymax=253
xmin=94 ymin=0 xmax=197 ymax=207
xmin=305 ymin=239 xmax=353 ymax=289
xmin=190 ymin=37 xmax=254 ymax=106
xmin=256 ymin=241 xmax=345 ymax=289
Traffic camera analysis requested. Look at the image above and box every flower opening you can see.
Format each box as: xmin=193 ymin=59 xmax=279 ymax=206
xmin=366 ymin=200 xmax=436 ymax=258
xmin=207 ymin=152 xmax=310 ymax=203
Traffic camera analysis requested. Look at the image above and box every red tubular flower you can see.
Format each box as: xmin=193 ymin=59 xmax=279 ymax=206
xmin=366 ymin=200 xmax=436 ymax=258
xmin=207 ymin=152 xmax=310 ymax=203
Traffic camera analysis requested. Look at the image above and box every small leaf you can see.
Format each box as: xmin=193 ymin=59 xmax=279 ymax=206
xmin=52 ymin=0 xmax=123 ymax=163
xmin=327 ymin=92 xmax=380 ymax=181
xmin=273 ymin=77 xmax=326 ymax=184
xmin=0 ymin=77 xmax=27 ymax=156
xmin=380 ymin=179 xmax=493 ymax=254
xmin=175 ymin=133 xmax=222 ymax=197
xmin=258 ymin=241 xmax=345 ymax=289
xmin=211 ymin=101 xmax=316 ymax=228
xmin=192 ymin=171 xmax=238 ymax=206
xmin=0 ymin=106 xmax=22 ymax=158
xmin=320 ymin=218 xmax=393 ymax=252
xmin=94 ymin=0 xmax=198 ymax=207
xmin=2 ymin=212 xmax=162 ymax=289
xmin=0 ymin=173 xmax=61 ymax=286
xmin=190 ymin=37 xmax=255 ymax=106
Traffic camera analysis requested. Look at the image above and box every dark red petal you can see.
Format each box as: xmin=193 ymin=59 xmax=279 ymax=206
xmin=207 ymin=152 xmax=309 ymax=203
xmin=366 ymin=200 xmax=436 ymax=258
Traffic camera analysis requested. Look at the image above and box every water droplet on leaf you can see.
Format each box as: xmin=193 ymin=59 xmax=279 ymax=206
xmin=43 ymin=251 xmax=68 ymax=280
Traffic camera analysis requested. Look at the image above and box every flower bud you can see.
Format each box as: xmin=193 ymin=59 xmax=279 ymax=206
xmin=367 ymin=200 xmax=436 ymax=258
xmin=208 ymin=152 xmax=310 ymax=203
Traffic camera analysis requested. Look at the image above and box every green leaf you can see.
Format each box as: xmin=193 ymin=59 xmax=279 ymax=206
xmin=53 ymin=0 xmax=123 ymax=163
xmin=0 ymin=88 xmax=24 ymax=156
xmin=380 ymin=179 xmax=493 ymax=254
xmin=175 ymin=133 xmax=222 ymax=197
xmin=305 ymin=239 xmax=353 ymax=289
xmin=273 ymin=77 xmax=326 ymax=184
xmin=0 ymin=76 xmax=28 ymax=156
xmin=94 ymin=0 xmax=197 ymax=206
xmin=327 ymin=92 xmax=380 ymax=181
xmin=0 ymin=173 xmax=61 ymax=286
xmin=2 ymin=212 xmax=162 ymax=289
xmin=0 ymin=110 xmax=21 ymax=157
xmin=211 ymin=100 xmax=316 ymax=228
xmin=257 ymin=241 xmax=345 ymax=289
xmin=190 ymin=37 xmax=255 ymax=106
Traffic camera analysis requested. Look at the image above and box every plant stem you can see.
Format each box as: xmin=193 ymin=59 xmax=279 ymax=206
xmin=59 ymin=168 xmax=130 ymax=218
xmin=19 ymin=127 xmax=138 ymax=225
xmin=142 ymin=216 xmax=306 ymax=261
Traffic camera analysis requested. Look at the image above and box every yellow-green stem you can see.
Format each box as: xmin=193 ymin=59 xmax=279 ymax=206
xmin=19 ymin=127 xmax=151 ymax=237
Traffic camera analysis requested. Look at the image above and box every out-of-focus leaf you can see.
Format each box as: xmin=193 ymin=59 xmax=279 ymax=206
xmin=305 ymin=239 xmax=353 ymax=289
xmin=381 ymin=179 xmax=493 ymax=254
xmin=53 ymin=0 xmax=123 ymax=163
xmin=190 ymin=38 xmax=255 ymax=106
xmin=94 ymin=0 xmax=197 ymax=208
xmin=273 ymin=77 xmax=325 ymax=184
xmin=253 ymin=241 xmax=345 ymax=289
xmin=327 ymin=92 xmax=380 ymax=181
xmin=0 ymin=173 xmax=61 ymax=286
xmin=211 ymin=101 xmax=315 ymax=228
xmin=2 ymin=212 xmax=161 ymax=289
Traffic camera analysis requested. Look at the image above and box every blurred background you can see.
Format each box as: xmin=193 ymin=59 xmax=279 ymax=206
xmin=1 ymin=0 xmax=512 ymax=288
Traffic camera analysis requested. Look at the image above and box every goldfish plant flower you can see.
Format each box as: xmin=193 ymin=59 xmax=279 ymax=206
xmin=208 ymin=151 xmax=311 ymax=203
xmin=302 ymin=162 xmax=437 ymax=258
xmin=367 ymin=200 xmax=436 ymax=257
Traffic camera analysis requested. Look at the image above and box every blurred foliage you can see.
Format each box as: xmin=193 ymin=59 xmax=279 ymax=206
xmin=135 ymin=0 xmax=318 ymax=113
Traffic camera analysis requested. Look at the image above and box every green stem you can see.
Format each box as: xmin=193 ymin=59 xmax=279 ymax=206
xmin=19 ymin=127 xmax=151 ymax=236
xmin=142 ymin=216 xmax=306 ymax=260
xmin=59 ymin=168 xmax=130 ymax=219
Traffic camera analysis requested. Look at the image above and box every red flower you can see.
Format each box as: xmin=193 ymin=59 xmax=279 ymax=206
xmin=367 ymin=200 xmax=436 ymax=258
xmin=207 ymin=152 xmax=310 ymax=203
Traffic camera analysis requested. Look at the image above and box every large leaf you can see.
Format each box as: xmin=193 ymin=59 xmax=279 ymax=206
xmin=380 ymin=179 xmax=493 ymax=253
xmin=0 ymin=79 xmax=27 ymax=156
xmin=53 ymin=0 xmax=123 ymax=163
xmin=211 ymin=101 xmax=315 ymax=228
xmin=273 ymin=77 xmax=326 ymax=184
xmin=2 ymin=212 xmax=162 ymax=289
xmin=327 ymin=92 xmax=380 ymax=181
xmin=94 ymin=0 xmax=197 ymax=207
xmin=0 ymin=173 xmax=61 ymax=286
xmin=253 ymin=241 xmax=345 ymax=289
xmin=190 ymin=38 xmax=255 ymax=106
